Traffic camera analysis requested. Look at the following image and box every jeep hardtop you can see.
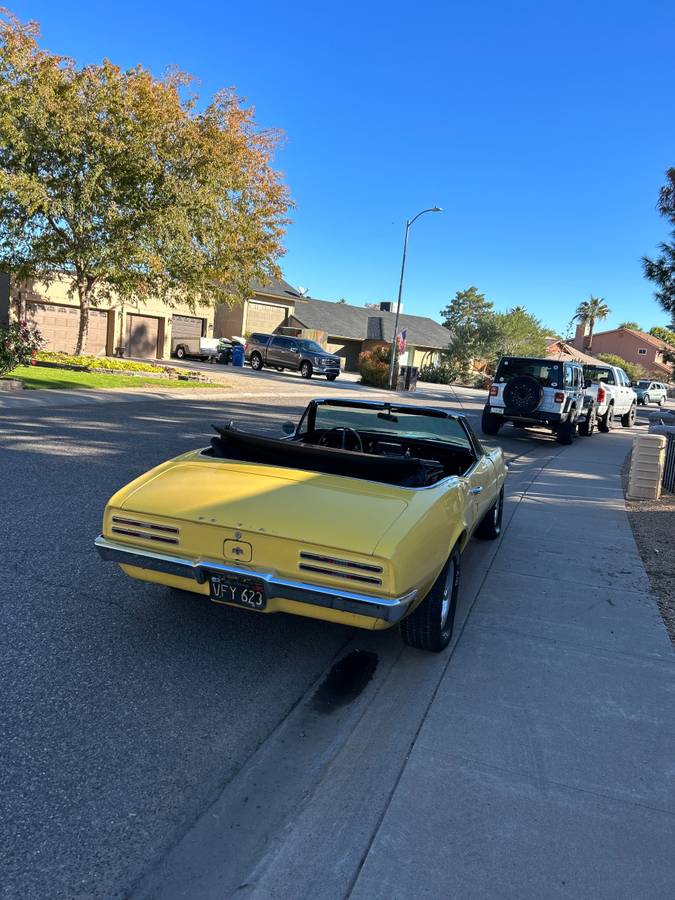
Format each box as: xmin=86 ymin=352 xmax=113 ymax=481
xmin=482 ymin=356 xmax=596 ymax=444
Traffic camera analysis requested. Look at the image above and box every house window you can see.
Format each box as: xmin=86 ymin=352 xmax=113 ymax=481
xmin=638 ymin=348 xmax=647 ymax=355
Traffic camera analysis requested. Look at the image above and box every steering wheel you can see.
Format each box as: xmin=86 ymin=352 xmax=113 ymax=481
xmin=318 ymin=426 xmax=363 ymax=453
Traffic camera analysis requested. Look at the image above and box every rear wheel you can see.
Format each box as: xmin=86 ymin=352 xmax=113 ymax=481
xmin=481 ymin=405 xmax=502 ymax=435
xmin=598 ymin=404 xmax=614 ymax=433
xmin=475 ymin=487 xmax=504 ymax=540
xmin=175 ymin=345 xmax=186 ymax=359
xmin=400 ymin=545 xmax=461 ymax=653
xmin=621 ymin=403 xmax=636 ymax=427
xmin=300 ymin=361 xmax=313 ymax=379
xmin=578 ymin=406 xmax=596 ymax=436
xmin=556 ymin=416 xmax=576 ymax=444
xmin=642 ymin=394 xmax=650 ymax=406
xmin=250 ymin=352 xmax=263 ymax=371
xmin=659 ymin=395 xmax=667 ymax=407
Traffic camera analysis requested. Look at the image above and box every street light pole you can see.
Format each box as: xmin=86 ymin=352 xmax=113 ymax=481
xmin=387 ymin=206 xmax=442 ymax=389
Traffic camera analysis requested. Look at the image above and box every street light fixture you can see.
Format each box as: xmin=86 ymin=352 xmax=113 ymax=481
xmin=387 ymin=206 xmax=443 ymax=389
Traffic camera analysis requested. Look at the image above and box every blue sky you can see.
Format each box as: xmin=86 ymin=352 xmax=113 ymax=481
xmin=10 ymin=0 xmax=675 ymax=333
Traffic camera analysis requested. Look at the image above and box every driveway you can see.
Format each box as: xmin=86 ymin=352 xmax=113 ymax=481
xmin=0 ymin=382 xmax=669 ymax=899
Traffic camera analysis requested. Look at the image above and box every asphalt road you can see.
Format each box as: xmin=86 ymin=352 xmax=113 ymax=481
xmin=0 ymin=387 xmax=658 ymax=899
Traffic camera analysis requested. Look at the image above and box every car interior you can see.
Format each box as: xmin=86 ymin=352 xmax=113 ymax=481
xmin=206 ymin=421 xmax=479 ymax=487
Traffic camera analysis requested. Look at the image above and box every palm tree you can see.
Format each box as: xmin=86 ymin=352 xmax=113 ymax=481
xmin=574 ymin=295 xmax=610 ymax=350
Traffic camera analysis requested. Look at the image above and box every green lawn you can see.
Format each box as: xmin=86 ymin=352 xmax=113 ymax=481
xmin=3 ymin=366 xmax=223 ymax=390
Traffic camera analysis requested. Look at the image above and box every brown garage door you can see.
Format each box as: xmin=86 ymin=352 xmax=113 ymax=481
xmin=246 ymin=301 xmax=288 ymax=334
xmin=26 ymin=303 xmax=109 ymax=356
xmin=128 ymin=314 xmax=160 ymax=359
xmin=172 ymin=314 xmax=204 ymax=339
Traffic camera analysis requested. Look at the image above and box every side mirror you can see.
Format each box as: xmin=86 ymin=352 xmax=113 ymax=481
xmin=281 ymin=421 xmax=296 ymax=436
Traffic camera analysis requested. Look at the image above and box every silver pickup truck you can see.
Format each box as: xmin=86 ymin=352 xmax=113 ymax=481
xmin=582 ymin=363 xmax=637 ymax=430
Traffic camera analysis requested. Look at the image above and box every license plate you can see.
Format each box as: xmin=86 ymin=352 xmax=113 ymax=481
xmin=209 ymin=575 xmax=267 ymax=610
xmin=492 ymin=407 xmax=504 ymax=414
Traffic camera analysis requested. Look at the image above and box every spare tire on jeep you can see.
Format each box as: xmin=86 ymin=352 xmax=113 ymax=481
xmin=502 ymin=375 xmax=544 ymax=414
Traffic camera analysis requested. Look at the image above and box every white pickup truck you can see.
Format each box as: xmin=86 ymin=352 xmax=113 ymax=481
xmin=582 ymin=363 xmax=637 ymax=431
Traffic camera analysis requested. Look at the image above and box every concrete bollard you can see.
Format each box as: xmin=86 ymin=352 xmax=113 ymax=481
xmin=627 ymin=433 xmax=667 ymax=500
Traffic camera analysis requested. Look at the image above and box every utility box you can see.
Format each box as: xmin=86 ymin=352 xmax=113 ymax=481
xmin=627 ymin=433 xmax=667 ymax=500
xmin=396 ymin=366 xmax=419 ymax=392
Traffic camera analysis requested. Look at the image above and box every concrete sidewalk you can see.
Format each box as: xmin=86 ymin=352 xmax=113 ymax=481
xmin=351 ymin=430 xmax=675 ymax=899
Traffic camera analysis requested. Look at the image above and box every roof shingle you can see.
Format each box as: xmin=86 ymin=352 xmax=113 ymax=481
xmin=292 ymin=298 xmax=451 ymax=349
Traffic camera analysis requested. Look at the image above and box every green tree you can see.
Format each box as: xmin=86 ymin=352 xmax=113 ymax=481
xmin=643 ymin=168 xmax=675 ymax=329
xmin=440 ymin=286 xmax=497 ymax=379
xmin=618 ymin=321 xmax=642 ymax=331
xmin=490 ymin=306 xmax=549 ymax=361
xmin=574 ymin=295 xmax=610 ymax=350
xmin=0 ymin=12 xmax=290 ymax=353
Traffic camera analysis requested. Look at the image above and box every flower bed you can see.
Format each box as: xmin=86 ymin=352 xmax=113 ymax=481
xmin=35 ymin=351 xmax=163 ymax=373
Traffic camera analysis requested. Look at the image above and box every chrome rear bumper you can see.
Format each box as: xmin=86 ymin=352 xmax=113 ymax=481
xmin=95 ymin=535 xmax=416 ymax=624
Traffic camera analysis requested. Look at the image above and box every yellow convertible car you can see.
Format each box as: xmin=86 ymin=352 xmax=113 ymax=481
xmin=95 ymin=399 xmax=507 ymax=651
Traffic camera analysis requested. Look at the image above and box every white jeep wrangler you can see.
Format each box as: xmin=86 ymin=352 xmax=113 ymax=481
xmin=482 ymin=356 xmax=596 ymax=445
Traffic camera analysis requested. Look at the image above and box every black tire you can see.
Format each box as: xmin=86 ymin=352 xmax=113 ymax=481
xmin=556 ymin=416 xmax=576 ymax=445
xmin=502 ymin=375 xmax=544 ymax=414
xmin=642 ymin=394 xmax=650 ymax=406
xmin=578 ymin=406 xmax=596 ymax=436
xmin=659 ymin=396 xmax=667 ymax=407
xmin=300 ymin=361 xmax=313 ymax=379
xmin=175 ymin=345 xmax=186 ymax=359
xmin=250 ymin=352 xmax=263 ymax=371
xmin=475 ymin=487 xmax=504 ymax=540
xmin=598 ymin=404 xmax=614 ymax=433
xmin=621 ymin=403 xmax=636 ymax=428
xmin=400 ymin=545 xmax=461 ymax=652
xmin=481 ymin=404 xmax=502 ymax=436
xmin=326 ymin=374 xmax=338 ymax=381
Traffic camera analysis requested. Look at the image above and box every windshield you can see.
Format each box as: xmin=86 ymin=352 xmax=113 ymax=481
xmin=309 ymin=403 xmax=472 ymax=448
xmin=636 ymin=380 xmax=651 ymax=388
xmin=583 ymin=365 xmax=615 ymax=385
xmin=300 ymin=340 xmax=327 ymax=353
xmin=496 ymin=358 xmax=562 ymax=387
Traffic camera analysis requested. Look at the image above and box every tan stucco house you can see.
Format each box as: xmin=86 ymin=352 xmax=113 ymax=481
xmin=0 ymin=273 xmax=303 ymax=360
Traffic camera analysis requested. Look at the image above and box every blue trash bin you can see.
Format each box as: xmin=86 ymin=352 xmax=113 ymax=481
xmin=231 ymin=343 xmax=245 ymax=367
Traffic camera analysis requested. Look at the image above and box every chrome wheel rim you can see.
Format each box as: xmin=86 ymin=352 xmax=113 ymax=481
xmin=440 ymin=560 xmax=455 ymax=628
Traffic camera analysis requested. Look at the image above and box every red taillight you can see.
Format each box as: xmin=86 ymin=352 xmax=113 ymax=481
xmin=554 ymin=391 xmax=565 ymax=404
xmin=597 ymin=385 xmax=605 ymax=403
xmin=490 ymin=385 xmax=498 ymax=396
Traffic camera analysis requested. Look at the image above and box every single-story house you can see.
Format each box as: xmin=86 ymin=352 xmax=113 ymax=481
xmin=284 ymin=297 xmax=452 ymax=371
xmin=571 ymin=324 xmax=673 ymax=381
xmin=0 ymin=273 xmax=218 ymax=359
xmin=0 ymin=273 xmax=301 ymax=360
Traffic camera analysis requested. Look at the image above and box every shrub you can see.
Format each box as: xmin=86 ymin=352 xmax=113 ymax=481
xmin=0 ymin=321 xmax=44 ymax=377
xmin=35 ymin=351 xmax=162 ymax=373
xmin=418 ymin=363 xmax=455 ymax=384
xmin=359 ymin=346 xmax=391 ymax=388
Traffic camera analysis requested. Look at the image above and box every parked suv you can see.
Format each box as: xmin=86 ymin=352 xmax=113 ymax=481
xmin=633 ymin=379 xmax=668 ymax=407
xmin=482 ymin=356 xmax=596 ymax=444
xmin=245 ymin=333 xmax=341 ymax=380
